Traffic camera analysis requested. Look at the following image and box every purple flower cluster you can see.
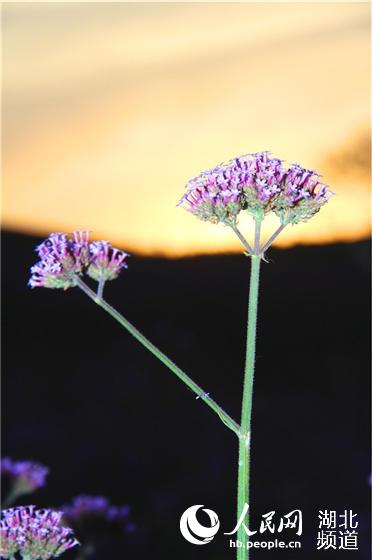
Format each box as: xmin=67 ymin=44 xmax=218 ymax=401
xmin=1 ymin=458 xmax=49 ymax=495
xmin=0 ymin=506 xmax=79 ymax=560
xmin=178 ymin=151 xmax=332 ymax=225
xmin=62 ymin=495 xmax=134 ymax=533
xmin=29 ymin=232 xmax=128 ymax=290
xmin=87 ymin=241 xmax=128 ymax=282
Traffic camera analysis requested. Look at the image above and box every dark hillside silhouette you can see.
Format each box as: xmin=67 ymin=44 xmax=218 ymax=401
xmin=2 ymin=231 xmax=370 ymax=559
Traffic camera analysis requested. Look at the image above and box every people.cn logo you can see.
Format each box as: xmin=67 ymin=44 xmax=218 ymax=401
xmin=179 ymin=505 xmax=220 ymax=545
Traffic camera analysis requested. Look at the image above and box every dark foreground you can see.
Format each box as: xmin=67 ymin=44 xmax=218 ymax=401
xmin=2 ymin=231 xmax=371 ymax=559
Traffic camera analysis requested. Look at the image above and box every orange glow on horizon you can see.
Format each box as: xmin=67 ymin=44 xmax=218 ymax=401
xmin=2 ymin=2 xmax=370 ymax=256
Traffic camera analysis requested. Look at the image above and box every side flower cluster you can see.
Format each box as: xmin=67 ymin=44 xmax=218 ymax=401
xmin=0 ymin=506 xmax=79 ymax=560
xmin=178 ymin=151 xmax=332 ymax=225
xmin=62 ymin=495 xmax=135 ymax=533
xmin=1 ymin=458 xmax=49 ymax=496
xmin=29 ymin=232 xmax=128 ymax=290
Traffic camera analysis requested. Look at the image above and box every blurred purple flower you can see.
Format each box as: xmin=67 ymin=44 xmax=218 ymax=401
xmin=87 ymin=241 xmax=129 ymax=282
xmin=1 ymin=458 xmax=49 ymax=500
xmin=0 ymin=506 xmax=79 ymax=559
xmin=178 ymin=151 xmax=332 ymax=224
xmin=62 ymin=496 xmax=110 ymax=519
xmin=62 ymin=495 xmax=134 ymax=533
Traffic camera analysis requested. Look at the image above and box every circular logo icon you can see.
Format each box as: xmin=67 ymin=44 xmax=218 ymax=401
xmin=180 ymin=505 xmax=220 ymax=545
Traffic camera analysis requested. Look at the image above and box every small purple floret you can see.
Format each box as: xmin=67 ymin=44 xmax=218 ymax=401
xmin=87 ymin=241 xmax=129 ymax=282
xmin=0 ymin=506 xmax=79 ymax=559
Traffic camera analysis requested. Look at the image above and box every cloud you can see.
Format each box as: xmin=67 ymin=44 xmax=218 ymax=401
xmin=323 ymin=130 xmax=371 ymax=182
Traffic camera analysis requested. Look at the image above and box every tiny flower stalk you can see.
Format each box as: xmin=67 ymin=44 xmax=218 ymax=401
xmin=29 ymin=151 xmax=332 ymax=560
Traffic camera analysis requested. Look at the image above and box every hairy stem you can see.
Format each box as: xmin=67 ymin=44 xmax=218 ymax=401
xmin=237 ymin=222 xmax=262 ymax=559
xmin=76 ymin=278 xmax=240 ymax=436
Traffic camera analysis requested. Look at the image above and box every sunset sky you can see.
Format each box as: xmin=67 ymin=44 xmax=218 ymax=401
xmin=2 ymin=2 xmax=370 ymax=255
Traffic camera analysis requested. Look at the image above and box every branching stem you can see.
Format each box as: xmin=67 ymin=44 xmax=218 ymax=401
xmin=76 ymin=212 xmax=284 ymax=560
xmin=230 ymin=223 xmax=254 ymax=255
xmin=76 ymin=278 xmax=240 ymax=437
xmin=260 ymin=223 xmax=286 ymax=255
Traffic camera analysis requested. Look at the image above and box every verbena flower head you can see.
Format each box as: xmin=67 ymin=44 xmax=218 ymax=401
xmin=178 ymin=151 xmax=332 ymax=225
xmin=1 ymin=458 xmax=49 ymax=496
xmin=0 ymin=506 xmax=79 ymax=560
xmin=87 ymin=242 xmax=129 ymax=282
xmin=29 ymin=232 xmax=128 ymax=290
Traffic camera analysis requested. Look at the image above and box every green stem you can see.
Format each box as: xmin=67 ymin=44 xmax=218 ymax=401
xmin=237 ymin=224 xmax=262 ymax=559
xmin=230 ymin=223 xmax=253 ymax=255
xmin=97 ymin=278 xmax=105 ymax=300
xmin=259 ymin=223 xmax=286 ymax=255
xmin=2 ymin=486 xmax=23 ymax=508
xmin=76 ymin=278 xmax=240 ymax=437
